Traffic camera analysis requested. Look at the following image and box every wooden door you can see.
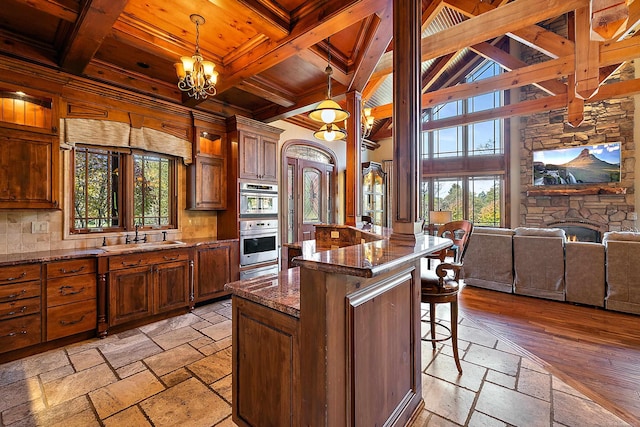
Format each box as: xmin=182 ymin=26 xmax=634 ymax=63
xmin=155 ymin=260 xmax=190 ymax=314
xmin=191 ymin=156 xmax=226 ymax=209
xmin=286 ymin=158 xmax=334 ymax=243
xmin=196 ymin=244 xmax=231 ymax=302
xmin=109 ymin=266 xmax=153 ymax=326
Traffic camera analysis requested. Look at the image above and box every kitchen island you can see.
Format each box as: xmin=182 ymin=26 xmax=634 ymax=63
xmin=225 ymin=229 xmax=451 ymax=426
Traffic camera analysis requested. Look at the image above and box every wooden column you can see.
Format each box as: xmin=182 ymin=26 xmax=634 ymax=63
xmin=391 ymin=0 xmax=423 ymax=242
xmin=345 ymin=90 xmax=362 ymax=226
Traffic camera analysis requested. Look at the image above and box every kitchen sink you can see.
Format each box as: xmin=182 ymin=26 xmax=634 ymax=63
xmin=100 ymin=240 xmax=188 ymax=253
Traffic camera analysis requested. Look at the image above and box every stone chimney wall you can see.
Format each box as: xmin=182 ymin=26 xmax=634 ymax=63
xmin=517 ymin=17 xmax=636 ymax=232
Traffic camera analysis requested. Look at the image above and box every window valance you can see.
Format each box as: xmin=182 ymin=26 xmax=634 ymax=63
xmin=60 ymin=118 xmax=192 ymax=164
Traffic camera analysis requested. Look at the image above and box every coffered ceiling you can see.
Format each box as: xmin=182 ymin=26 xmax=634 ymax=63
xmin=1 ymin=0 xmax=639 ymax=145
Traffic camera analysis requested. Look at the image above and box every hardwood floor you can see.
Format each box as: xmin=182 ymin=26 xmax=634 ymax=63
xmin=459 ymin=286 xmax=640 ymax=426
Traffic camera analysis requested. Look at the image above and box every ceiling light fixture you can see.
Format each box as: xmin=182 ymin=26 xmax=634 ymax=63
xmin=174 ymin=14 xmax=218 ymax=100
xmin=309 ymin=37 xmax=349 ymax=141
xmin=313 ymin=123 xmax=347 ymax=142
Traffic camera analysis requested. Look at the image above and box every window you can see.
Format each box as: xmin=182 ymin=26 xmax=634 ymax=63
xmin=421 ymin=60 xmax=506 ymax=227
xmin=72 ymin=146 xmax=176 ymax=233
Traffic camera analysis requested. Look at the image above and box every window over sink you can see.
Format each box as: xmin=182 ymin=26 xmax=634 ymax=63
xmin=72 ymin=145 xmax=176 ymax=234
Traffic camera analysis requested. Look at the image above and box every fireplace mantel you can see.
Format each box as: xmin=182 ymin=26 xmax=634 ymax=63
xmin=526 ymin=187 xmax=627 ymax=197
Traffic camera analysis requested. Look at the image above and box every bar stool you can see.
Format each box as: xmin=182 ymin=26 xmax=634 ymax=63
xmin=421 ymin=220 xmax=473 ymax=374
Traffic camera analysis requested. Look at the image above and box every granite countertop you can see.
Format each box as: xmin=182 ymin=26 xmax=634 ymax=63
xmin=0 ymin=237 xmax=238 ymax=267
xmin=292 ymin=235 xmax=452 ymax=278
xmin=225 ymin=267 xmax=300 ymax=318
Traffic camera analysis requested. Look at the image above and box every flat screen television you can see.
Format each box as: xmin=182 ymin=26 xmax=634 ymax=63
xmin=532 ymin=142 xmax=621 ymax=186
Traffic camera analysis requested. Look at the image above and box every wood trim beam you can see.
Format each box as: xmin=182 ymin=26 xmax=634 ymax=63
xmin=236 ymin=76 xmax=297 ymax=107
xmin=421 ymin=77 xmax=640 ymax=131
xmin=421 ymin=0 xmax=586 ymax=63
xmin=422 ymin=0 xmax=446 ymax=32
xmin=469 ymin=42 xmax=567 ymax=96
xmin=566 ymin=12 xmax=584 ymax=127
xmin=231 ymin=0 xmax=290 ymax=37
xmin=421 ymin=52 xmax=457 ymax=93
xmin=12 ymin=0 xmax=78 ymax=22
xmin=59 ymin=0 xmax=129 ymax=74
xmin=445 ymin=0 xmax=576 ymax=58
xmin=219 ymin=0 xmax=387 ymax=93
xmin=349 ymin=4 xmax=393 ymax=92
xmin=574 ymin=7 xmax=601 ymax=99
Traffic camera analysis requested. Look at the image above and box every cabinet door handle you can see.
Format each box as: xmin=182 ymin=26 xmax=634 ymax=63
xmin=122 ymin=260 xmax=142 ymax=267
xmin=1 ymin=290 xmax=27 ymax=301
xmin=2 ymin=330 xmax=27 ymax=338
xmin=2 ymin=306 xmax=27 ymax=318
xmin=59 ymin=314 xmax=86 ymax=326
xmin=1 ymin=272 xmax=27 ymax=282
xmin=60 ymin=266 xmax=85 ymax=274
xmin=163 ymin=255 xmax=179 ymax=261
xmin=59 ymin=285 xmax=86 ymax=296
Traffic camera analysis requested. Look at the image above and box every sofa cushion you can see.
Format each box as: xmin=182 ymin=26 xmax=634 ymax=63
xmin=513 ymin=227 xmax=566 ymax=240
xmin=602 ymin=231 xmax=640 ymax=245
xmin=471 ymin=227 xmax=514 ymax=236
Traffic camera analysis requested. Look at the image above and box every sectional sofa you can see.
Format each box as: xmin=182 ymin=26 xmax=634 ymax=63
xmin=463 ymin=227 xmax=640 ymax=316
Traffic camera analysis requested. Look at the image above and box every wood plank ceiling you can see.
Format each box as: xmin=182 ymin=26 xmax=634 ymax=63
xmin=0 ymin=0 xmax=638 ymax=146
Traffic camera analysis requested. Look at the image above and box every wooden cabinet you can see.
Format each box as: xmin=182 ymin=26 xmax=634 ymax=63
xmin=45 ymin=259 xmax=97 ymax=341
xmin=0 ymin=130 xmax=59 ymax=209
xmin=0 ymin=264 xmax=42 ymax=354
xmin=108 ymin=249 xmax=192 ymax=327
xmin=188 ymin=124 xmax=227 ymax=210
xmin=195 ymin=240 xmax=239 ymax=303
xmin=362 ymin=161 xmax=386 ymax=227
xmin=238 ymin=130 xmax=278 ymax=182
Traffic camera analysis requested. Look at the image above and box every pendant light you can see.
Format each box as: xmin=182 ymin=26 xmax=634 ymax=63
xmin=309 ymin=37 xmax=349 ymax=141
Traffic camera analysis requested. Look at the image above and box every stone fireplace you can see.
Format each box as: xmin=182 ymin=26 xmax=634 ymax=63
xmin=518 ymin=42 xmax=636 ymax=232
xmin=547 ymin=221 xmax=604 ymax=242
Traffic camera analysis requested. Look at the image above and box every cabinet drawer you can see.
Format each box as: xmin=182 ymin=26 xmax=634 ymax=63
xmin=108 ymin=249 xmax=190 ymax=270
xmin=0 ymin=264 xmax=41 ymax=285
xmin=0 ymin=314 xmax=41 ymax=353
xmin=47 ymin=275 xmax=96 ymax=307
xmin=47 ymin=300 xmax=96 ymax=341
xmin=0 ymin=281 xmax=41 ymax=303
xmin=47 ymin=259 xmax=96 ymax=278
xmin=0 ymin=297 xmax=40 ymax=321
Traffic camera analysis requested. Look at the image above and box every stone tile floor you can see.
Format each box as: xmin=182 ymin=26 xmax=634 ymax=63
xmin=0 ymin=298 xmax=630 ymax=426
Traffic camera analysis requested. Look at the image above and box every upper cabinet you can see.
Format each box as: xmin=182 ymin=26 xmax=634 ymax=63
xmin=238 ymin=130 xmax=278 ymax=182
xmin=188 ymin=123 xmax=227 ymax=210
xmin=0 ymin=88 xmax=59 ymax=209
xmin=228 ymin=116 xmax=282 ymax=184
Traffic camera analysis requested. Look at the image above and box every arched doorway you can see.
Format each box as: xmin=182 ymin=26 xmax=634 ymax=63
xmin=281 ymin=140 xmax=338 ymax=243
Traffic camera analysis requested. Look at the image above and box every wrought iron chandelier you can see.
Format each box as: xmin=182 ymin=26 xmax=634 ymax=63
xmin=309 ymin=37 xmax=349 ymax=141
xmin=174 ymin=14 xmax=218 ymax=100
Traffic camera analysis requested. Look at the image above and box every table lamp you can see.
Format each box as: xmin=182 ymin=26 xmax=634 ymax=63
xmin=429 ymin=210 xmax=453 ymax=232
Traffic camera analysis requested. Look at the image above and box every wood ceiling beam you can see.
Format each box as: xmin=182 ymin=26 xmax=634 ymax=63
xmin=422 ymin=76 xmax=640 ymax=131
xmin=421 ymin=52 xmax=457 ymax=92
xmin=444 ymin=0 xmax=576 ymax=58
xmin=59 ymin=0 xmax=129 ymax=74
xmin=370 ymin=34 xmax=638 ymax=120
xmin=566 ymin=12 xmax=584 ymax=127
xmin=469 ymin=42 xmax=567 ymax=95
xmin=362 ymin=75 xmax=387 ymax=101
xmin=422 ymin=0 xmax=446 ymax=32
xmin=218 ymin=0 xmax=387 ymax=93
xmin=349 ymin=4 xmax=393 ymax=92
xmin=236 ymin=76 xmax=297 ymax=107
xmin=421 ymin=0 xmax=586 ymax=63
xmin=297 ymin=49 xmax=350 ymax=86
xmin=12 ymin=0 xmax=78 ymax=22
xmin=574 ymin=7 xmax=601 ymax=99
xmin=231 ymin=0 xmax=290 ymax=37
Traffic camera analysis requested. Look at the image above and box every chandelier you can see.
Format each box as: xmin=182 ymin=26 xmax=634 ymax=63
xmin=174 ymin=14 xmax=218 ymax=100
xmin=362 ymin=101 xmax=374 ymax=139
xmin=309 ymin=37 xmax=349 ymax=141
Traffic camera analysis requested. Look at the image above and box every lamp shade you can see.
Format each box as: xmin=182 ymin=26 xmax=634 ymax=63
xmin=429 ymin=210 xmax=452 ymax=225
xmin=313 ymin=123 xmax=346 ymax=141
xmin=308 ymin=99 xmax=350 ymax=124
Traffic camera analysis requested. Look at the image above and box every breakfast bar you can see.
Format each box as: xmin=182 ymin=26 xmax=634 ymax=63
xmin=225 ymin=230 xmax=451 ymax=426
